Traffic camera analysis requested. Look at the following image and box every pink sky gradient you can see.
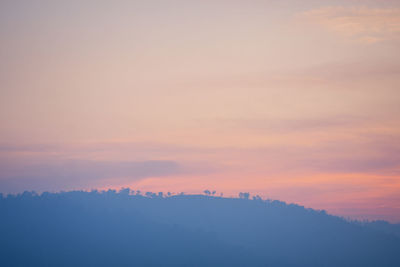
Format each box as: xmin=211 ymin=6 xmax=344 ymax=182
xmin=1 ymin=0 xmax=400 ymax=222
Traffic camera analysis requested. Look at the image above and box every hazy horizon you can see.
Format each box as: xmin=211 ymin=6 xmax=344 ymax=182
xmin=2 ymin=190 xmax=400 ymax=266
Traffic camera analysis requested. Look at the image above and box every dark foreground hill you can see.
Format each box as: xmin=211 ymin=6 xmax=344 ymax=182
xmin=1 ymin=190 xmax=400 ymax=267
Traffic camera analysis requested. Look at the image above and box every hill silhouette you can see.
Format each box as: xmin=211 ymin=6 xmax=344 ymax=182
xmin=1 ymin=190 xmax=400 ymax=266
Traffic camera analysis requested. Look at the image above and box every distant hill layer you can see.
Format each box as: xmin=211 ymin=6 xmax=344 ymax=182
xmin=1 ymin=190 xmax=400 ymax=267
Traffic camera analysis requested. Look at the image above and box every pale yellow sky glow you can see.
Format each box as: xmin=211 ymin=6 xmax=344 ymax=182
xmin=1 ymin=0 xmax=400 ymax=221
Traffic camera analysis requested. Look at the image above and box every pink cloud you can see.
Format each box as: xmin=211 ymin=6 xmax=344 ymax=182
xmin=301 ymin=6 xmax=400 ymax=43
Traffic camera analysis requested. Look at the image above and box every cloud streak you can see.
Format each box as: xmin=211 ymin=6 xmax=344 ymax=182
xmin=301 ymin=6 xmax=400 ymax=43
xmin=0 ymin=159 xmax=181 ymax=193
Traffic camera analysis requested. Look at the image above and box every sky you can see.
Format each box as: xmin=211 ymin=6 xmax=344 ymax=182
xmin=1 ymin=0 xmax=400 ymax=222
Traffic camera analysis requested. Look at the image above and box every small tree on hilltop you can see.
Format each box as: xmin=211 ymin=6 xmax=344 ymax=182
xmin=239 ymin=192 xmax=250 ymax=199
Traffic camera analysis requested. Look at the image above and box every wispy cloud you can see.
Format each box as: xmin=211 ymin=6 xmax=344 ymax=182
xmin=0 ymin=141 xmax=223 ymax=193
xmin=301 ymin=6 xmax=400 ymax=43
xmin=217 ymin=115 xmax=366 ymax=134
xmin=0 ymin=159 xmax=181 ymax=192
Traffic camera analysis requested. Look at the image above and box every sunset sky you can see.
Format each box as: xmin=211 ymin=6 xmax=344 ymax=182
xmin=1 ymin=0 xmax=400 ymax=222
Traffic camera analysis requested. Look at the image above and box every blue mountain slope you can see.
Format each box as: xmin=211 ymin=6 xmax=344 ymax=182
xmin=1 ymin=191 xmax=399 ymax=266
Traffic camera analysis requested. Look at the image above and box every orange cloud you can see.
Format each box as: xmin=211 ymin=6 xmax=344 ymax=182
xmin=301 ymin=6 xmax=400 ymax=43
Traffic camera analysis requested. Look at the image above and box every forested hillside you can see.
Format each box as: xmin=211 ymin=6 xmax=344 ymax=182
xmin=1 ymin=190 xmax=399 ymax=266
